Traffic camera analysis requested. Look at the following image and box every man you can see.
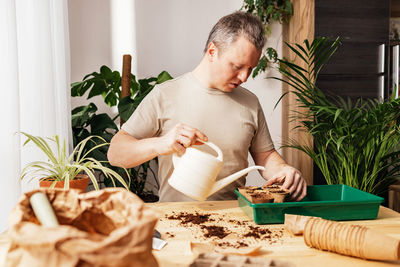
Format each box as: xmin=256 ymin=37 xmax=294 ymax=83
xmin=108 ymin=11 xmax=307 ymax=202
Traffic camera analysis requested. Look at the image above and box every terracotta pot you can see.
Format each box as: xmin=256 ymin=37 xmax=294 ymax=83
xmin=39 ymin=174 xmax=90 ymax=193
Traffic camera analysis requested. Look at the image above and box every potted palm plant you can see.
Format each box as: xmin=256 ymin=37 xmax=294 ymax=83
xmin=20 ymin=132 xmax=129 ymax=192
xmin=273 ymin=37 xmax=400 ymax=195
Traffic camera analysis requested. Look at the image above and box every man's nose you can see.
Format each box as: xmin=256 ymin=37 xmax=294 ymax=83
xmin=238 ymin=70 xmax=249 ymax=83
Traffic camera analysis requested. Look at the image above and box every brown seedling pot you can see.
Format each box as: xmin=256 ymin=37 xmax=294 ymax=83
xmin=248 ymin=192 xmax=274 ymax=204
xmin=267 ymin=188 xmax=290 ymax=203
xmin=238 ymin=186 xmax=260 ymax=202
xmin=304 ymin=217 xmax=400 ymax=261
xmin=238 ymin=186 xmax=258 ymax=196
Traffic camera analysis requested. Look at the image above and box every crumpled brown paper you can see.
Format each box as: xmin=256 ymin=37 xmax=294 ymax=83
xmin=5 ymin=188 xmax=159 ymax=267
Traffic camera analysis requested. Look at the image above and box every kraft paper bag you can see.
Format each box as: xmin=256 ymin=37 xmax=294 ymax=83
xmin=5 ymin=188 xmax=159 ymax=267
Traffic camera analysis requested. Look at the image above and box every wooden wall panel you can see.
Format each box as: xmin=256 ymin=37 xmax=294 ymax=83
xmin=281 ymin=0 xmax=315 ymax=185
xmin=391 ymin=0 xmax=400 ymax=17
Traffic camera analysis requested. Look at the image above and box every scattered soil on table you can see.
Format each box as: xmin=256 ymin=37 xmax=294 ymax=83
xmin=227 ymin=219 xmax=249 ymax=226
xmin=200 ymin=225 xmax=231 ymax=239
xmin=243 ymin=226 xmax=284 ymax=243
xmin=244 ymin=226 xmax=272 ymax=239
xmin=166 ymin=212 xmax=215 ymax=225
xmin=165 ymin=232 xmax=175 ymax=238
xmin=163 ymin=211 xmax=286 ymax=248
xmin=217 ymin=241 xmax=249 ymax=248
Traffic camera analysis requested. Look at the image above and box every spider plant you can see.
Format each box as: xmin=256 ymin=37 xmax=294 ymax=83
xmin=20 ymin=132 xmax=130 ymax=190
xmin=273 ymin=37 xmax=400 ymax=195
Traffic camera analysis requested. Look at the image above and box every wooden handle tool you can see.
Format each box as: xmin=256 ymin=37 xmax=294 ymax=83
xmin=29 ymin=192 xmax=59 ymax=227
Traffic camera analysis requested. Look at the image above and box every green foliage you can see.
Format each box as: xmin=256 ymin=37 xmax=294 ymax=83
xmin=20 ymin=132 xmax=129 ymax=190
xmin=71 ymin=65 xmax=173 ymax=122
xmin=241 ymin=0 xmax=293 ymax=77
xmin=71 ymin=66 xmax=173 ymax=198
xmin=117 ymin=71 xmax=173 ymax=121
xmin=71 ymin=66 xmax=121 ymax=107
xmin=115 ymin=160 xmax=158 ymax=201
xmin=273 ymin=37 xmax=400 ymax=195
xmin=252 ymin=48 xmax=278 ymax=78
xmin=71 ymin=103 xmax=117 ymax=162
xmin=242 ymin=0 xmax=293 ymax=24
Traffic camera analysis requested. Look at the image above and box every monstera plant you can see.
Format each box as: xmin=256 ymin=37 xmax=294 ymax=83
xmin=71 ymin=66 xmax=172 ymax=201
xmin=274 ymin=37 xmax=400 ymax=195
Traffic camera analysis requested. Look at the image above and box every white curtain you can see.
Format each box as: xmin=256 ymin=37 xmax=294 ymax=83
xmin=0 ymin=0 xmax=71 ymax=232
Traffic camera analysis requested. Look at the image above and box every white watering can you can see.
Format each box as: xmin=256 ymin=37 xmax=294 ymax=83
xmin=168 ymin=140 xmax=265 ymax=201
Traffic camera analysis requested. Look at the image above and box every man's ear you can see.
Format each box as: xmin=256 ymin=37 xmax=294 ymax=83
xmin=206 ymin=42 xmax=218 ymax=61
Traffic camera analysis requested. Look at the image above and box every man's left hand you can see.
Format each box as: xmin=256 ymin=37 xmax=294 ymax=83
xmin=264 ymin=165 xmax=307 ymax=201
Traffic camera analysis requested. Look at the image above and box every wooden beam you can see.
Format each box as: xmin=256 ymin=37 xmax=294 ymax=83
xmin=281 ymin=0 xmax=315 ymax=185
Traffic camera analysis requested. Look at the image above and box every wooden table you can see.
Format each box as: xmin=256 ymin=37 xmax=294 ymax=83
xmin=149 ymin=200 xmax=400 ymax=267
xmin=1 ymin=201 xmax=399 ymax=267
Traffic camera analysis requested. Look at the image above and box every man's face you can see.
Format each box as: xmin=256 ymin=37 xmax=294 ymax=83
xmin=208 ymin=36 xmax=262 ymax=92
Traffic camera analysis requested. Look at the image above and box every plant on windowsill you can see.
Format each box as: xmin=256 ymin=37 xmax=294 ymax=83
xmin=71 ymin=65 xmax=172 ymax=202
xmin=20 ymin=132 xmax=129 ymax=192
xmin=273 ymin=37 xmax=400 ymax=195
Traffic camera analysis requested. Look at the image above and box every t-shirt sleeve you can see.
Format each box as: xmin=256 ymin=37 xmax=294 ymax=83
xmin=250 ymin=100 xmax=275 ymax=153
xmin=121 ymin=86 xmax=162 ymax=139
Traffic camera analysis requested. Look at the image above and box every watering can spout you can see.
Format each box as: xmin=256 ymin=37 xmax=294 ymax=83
xmin=209 ymin=166 xmax=265 ymax=196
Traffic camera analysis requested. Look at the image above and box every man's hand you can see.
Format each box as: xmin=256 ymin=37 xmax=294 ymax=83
xmin=159 ymin=123 xmax=208 ymax=155
xmin=108 ymin=124 xmax=207 ymax=169
xmin=264 ymin=165 xmax=307 ymax=201
xmin=251 ymin=149 xmax=307 ymax=202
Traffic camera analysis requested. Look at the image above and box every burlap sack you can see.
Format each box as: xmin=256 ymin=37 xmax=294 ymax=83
xmin=5 ymin=188 xmax=159 ymax=267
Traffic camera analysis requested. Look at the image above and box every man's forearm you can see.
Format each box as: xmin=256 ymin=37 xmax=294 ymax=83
xmin=262 ymin=151 xmax=288 ymax=180
xmin=108 ymin=123 xmax=208 ymax=169
xmin=107 ymin=131 xmax=162 ymax=168
xmin=252 ymin=149 xmax=288 ymax=181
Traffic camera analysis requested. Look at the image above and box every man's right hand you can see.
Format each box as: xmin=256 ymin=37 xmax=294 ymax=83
xmin=159 ymin=123 xmax=208 ymax=155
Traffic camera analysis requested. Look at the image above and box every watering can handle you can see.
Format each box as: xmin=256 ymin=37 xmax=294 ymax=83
xmin=196 ymin=139 xmax=223 ymax=161
xmin=172 ymin=139 xmax=223 ymax=167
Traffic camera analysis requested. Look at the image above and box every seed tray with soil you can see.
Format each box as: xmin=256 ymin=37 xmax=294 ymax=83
xmin=238 ymin=185 xmax=290 ymax=204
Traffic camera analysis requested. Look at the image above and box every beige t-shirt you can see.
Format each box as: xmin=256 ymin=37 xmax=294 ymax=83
xmin=122 ymin=72 xmax=274 ymax=201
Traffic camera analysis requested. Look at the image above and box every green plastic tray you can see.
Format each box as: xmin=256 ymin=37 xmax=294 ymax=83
xmin=235 ymin=184 xmax=384 ymax=224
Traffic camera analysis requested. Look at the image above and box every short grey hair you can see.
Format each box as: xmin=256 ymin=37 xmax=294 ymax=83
xmin=204 ymin=11 xmax=266 ymax=54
